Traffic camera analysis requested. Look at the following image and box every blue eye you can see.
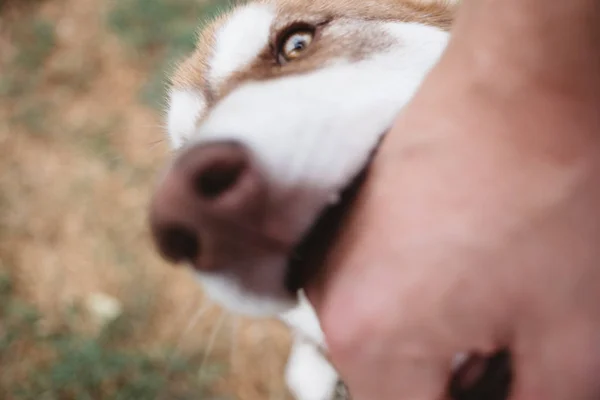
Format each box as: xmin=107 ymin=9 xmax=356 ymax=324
xmin=281 ymin=30 xmax=314 ymax=61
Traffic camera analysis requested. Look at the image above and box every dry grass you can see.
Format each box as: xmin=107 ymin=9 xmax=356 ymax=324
xmin=0 ymin=0 xmax=293 ymax=398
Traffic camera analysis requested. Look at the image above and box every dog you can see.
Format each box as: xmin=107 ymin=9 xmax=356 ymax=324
xmin=147 ymin=1 xmax=485 ymax=399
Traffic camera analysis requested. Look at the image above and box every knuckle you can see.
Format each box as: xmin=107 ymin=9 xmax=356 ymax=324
xmin=320 ymin=302 xmax=389 ymax=361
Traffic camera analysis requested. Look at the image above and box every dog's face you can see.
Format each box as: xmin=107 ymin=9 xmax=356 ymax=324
xmin=149 ymin=0 xmax=455 ymax=316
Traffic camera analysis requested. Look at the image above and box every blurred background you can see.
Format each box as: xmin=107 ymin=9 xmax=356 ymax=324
xmin=0 ymin=0 xmax=293 ymax=398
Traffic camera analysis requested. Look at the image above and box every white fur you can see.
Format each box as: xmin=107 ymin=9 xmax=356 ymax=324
xmin=166 ymin=17 xmax=452 ymax=400
xmin=281 ymin=292 xmax=326 ymax=347
xmin=166 ymin=89 xmax=206 ymax=148
xmin=209 ymin=4 xmax=275 ymax=88
xmin=184 ymin=21 xmax=449 ymax=312
xmin=286 ymin=338 xmax=340 ymax=400
xmin=196 ymin=269 xmax=296 ymax=317
xmin=283 ymin=293 xmax=337 ymax=400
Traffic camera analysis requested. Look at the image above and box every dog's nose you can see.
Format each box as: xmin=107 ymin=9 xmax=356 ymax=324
xmin=148 ymin=141 xmax=266 ymax=268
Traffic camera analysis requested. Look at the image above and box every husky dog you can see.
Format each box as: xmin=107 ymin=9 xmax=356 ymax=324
xmin=148 ymin=1 xmax=473 ymax=399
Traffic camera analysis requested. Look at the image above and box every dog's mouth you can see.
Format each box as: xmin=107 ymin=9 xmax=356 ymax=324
xmin=284 ymin=139 xmax=382 ymax=294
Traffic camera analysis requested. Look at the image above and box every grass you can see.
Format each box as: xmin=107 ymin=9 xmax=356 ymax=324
xmin=76 ymin=117 xmax=125 ymax=171
xmin=0 ymin=18 xmax=56 ymax=97
xmin=8 ymin=100 xmax=51 ymax=136
xmin=0 ymin=1 xmax=293 ymax=399
xmin=107 ymin=0 xmax=201 ymax=109
xmin=107 ymin=0 xmax=244 ymax=109
xmin=13 ymin=19 xmax=57 ymax=71
xmin=0 ymin=268 xmax=226 ymax=400
xmin=0 ymin=17 xmax=56 ymax=135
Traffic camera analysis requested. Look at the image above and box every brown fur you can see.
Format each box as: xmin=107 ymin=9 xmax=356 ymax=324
xmin=216 ymin=18 xmax=398 ymax=102
xmin=169 ymin=0 xmax=457 ymax=120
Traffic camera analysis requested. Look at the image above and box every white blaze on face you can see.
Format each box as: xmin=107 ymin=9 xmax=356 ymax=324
xmin=195 ymin=21 xmax=450 ymax=245
xmin=166 ymin=3 xmax=276 ymax=150
xmin=209 ymin=3 xmax=275 ymax=89
xmin=161 ymin=12 xmax=455 ymax=398
xmin=165 ymin=12 xmax=450 ymax=315
xmin=167 ymin=89 xmax=206 ymax=149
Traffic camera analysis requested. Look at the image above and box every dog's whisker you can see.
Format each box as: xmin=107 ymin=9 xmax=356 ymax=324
xmin=148 ymin=2 xmax=460 ymax=399
xmin=229 ymin=315 xmax=240 ymax=373
xmin=155 ymin=299 xmax=214 ymax=400
xmin=138 ymin=123 xmax=166 ymax=130
xmin=267 ymin=328 xmax=285 ymax=400
xmin=148 ymin=138 xmax=166 ymax=149
xmin=164 ymin=300 xmax=213 ymax=375
xmin=198 ymin=309 xmax=228 ymax=381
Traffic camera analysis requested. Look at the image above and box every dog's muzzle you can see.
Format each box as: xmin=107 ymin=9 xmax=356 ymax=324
xmin=148 ymin=131 xmax=379 ymax=299
xmin=149 ymin=140 xmax=277 ymax=271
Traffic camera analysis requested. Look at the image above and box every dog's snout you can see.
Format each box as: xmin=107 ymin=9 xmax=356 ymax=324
xmin=192 ymin=142 xmax=249 ymax=201
xmin=154 ymin=225 xmax=199 ymax=265
xmin=149 ymin=141 xmax=267 ymax=269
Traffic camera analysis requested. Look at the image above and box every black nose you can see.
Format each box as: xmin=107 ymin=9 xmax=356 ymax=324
xmin=192 ymin=144 xmax=248 ymax=200
xmin=148 ymin=141 xmax=266 ymax=268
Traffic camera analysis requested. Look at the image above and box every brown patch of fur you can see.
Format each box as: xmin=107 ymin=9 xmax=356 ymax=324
xmin=216 ymin=18 xmax=395 ymax=101
xmin=169 ymin=12 xmax=228 ymax=91
xmin=169 ymin=0 xmax=457 ymax=124
xmin=274 ymin=0 xmax=456 ymax=29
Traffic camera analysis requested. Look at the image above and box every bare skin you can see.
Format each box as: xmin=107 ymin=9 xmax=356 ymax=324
xmin=306 ymin=0 xmax=600 ymax=399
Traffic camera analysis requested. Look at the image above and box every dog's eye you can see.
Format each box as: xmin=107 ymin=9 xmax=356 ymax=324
xmin=279 ymin=30 xmax=314 ymax=62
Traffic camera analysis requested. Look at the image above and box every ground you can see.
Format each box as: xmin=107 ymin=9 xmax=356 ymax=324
xmin=0 ymin=0 xmax=292 ymax=398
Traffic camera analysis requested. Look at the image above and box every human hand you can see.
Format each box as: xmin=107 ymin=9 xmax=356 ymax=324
xmin=306 ymin=2 xmax=600 ymax=398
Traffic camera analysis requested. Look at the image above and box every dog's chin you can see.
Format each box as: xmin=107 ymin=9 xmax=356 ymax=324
xmin=284 ymin=136 xmax=383 ymax=295
xmin=193 ymin=134 xmax=382 ymax=317
xmin=196 ymin=164 xmax=371 ymax=317
xmin=197 ymin=271 xmax=298 ymax=317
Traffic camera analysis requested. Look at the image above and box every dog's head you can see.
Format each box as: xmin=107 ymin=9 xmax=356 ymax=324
xmin=149 ymin=0 xmax=456 ymax=316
